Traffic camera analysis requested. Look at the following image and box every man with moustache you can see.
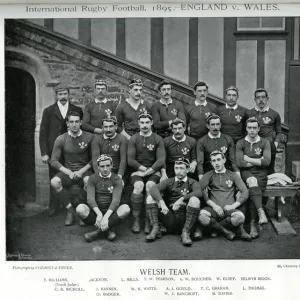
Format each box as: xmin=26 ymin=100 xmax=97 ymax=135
xmin=196 ymin=115 xmax=239 ymax=180
xmin=116 ymin=79 xmax=152 ymax=140
xmin=185 ymin=81 xmax=217 ymax=141
xmin=216 ymin=86 xmax=248 ymax=144
xmin=246 ymin=88 xmax=282 ymax=174
xmin=152 ymin=80 xmax=186 ymax=138
xmin=128 ymin=113 xmax=165 ymax=233
xmin=91 ymin=116 xmax=128 ymax=186
xmin=82 ymin=80 xmax=117 ymax=134
xmin=39 ymin=83 xmax=83 ymax=217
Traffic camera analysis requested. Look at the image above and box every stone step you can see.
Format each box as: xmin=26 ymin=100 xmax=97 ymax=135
xmin=292 ymin=161 xmax=300 ymax=181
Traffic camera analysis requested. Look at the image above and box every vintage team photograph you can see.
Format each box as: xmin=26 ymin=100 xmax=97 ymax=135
xmin=5 ymin=16 xmax=300 ymax=260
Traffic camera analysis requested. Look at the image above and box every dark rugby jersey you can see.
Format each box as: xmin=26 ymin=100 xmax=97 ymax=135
xmin=50 ymin=131 xmax=94 ymax=171
xmin=91 ymin=133 xmax=128 ymax=176
xmin=236 ymin=136 xmax=271 ymax=175
xmin=216 ymin=105 xmax=248 ymax=143
xmin=152 ymin=98 xmax=186 ymax=137
xmin=164 ymin=135 xmax=196 ymax=176
xmin=200 ymin=169 xmax=248 ymax=209
xmin=127 ymin=132 xmax=165 ymax=172
xmin=116 ymin=99 xmax=152 ymax=136
xmin=196 ymin=133 xmax=238 ymax=175
xmin=87 ymin=172 xmax=122 ymax=212
xmin=185 ymin=101 xmax=217 ymax=140
xmin=81 ymin=99 xmax=117 ymax=133
xmin=246 ymin=107 xmax=282 ymax=143
xmin=150 ymin=177 xmax=202 ymax=207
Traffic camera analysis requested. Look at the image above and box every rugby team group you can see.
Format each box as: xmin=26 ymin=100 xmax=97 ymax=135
xmin=39 ymin=78 xmax=282 ymax=246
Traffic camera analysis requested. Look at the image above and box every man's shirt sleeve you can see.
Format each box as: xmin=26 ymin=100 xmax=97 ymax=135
xmin=87 ymin=176 xmax=97 ymax=209
xmin=50 ymin=135 xmax=64 ymax=170
xmin=118 ymin=137 xmax=128 ymax=176
xmin=196 ymin=138 xmax=205 ymax=175
xmin=108 ymin=177 xmax=123 ymax=211
xmin=261 ymin=139 xmax=271 ymax=167
xmin=127 ymin=135 xmax=141 ymax=170
xmin=151 ymin=137 xmax=166 ymax=172
xmin=81 ymin=104 xmax=96 ymax=133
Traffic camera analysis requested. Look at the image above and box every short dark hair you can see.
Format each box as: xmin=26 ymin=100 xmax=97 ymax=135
xmin=102 ymin=116 xmax=118 ymax=125
xmin=193 ymin=81 xmax=208 ymax=91
xmin=157 ymin=80 xmax=172 ymax=91
xmin=246 ymin=117 xmax=260 ymax=128
xmin=254 ymin=88 xmax=268 ymax=98
xmin=210 ymin=150 xmax=225 ymax=160
xmin=171 ymin=118 xmax=186 ymax=128
xmin=206 ymin=114 xmax=220 ymax=125
xmin=66 ymin=111 xmax=82 ymax=121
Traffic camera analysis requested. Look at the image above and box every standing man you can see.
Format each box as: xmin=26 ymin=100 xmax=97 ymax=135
xmin=128 ymin=113 xmax=166 ymax=233
xmin=39 ymin=83 xmax=83 ymax=217
xmin=247 ymin=88 xmax=282 ymax=174
xmin=116 ymin=79 xmax=152 ymax=140
xmin=91 ymin=116 xmax=128 ymax=185
xmin=81 ymin=80 xmax=117 ymax=134
xmin=50 ymin=111 xmax=94 ymax=226
xmin=161 ymin=118 xmax=197 ymax=180
xmin=199 ymin=151 xmax=250 ymax=241
xmin=196 ymin=115 xmax=239 ymax=180
xmin=216 ymin=86 xmax=248 ymax=144
xmin=76 ymin=155 xmax=130 ymax=243
xmin=185 ymin=81 xmax=217 ymax=141
xmin=236 ymin=117 xmax=271 ymax=238
xmin=152 ymin=80 xmax=186 ymax=138
xmin=148 ymin=158 xmax=202 ymax=246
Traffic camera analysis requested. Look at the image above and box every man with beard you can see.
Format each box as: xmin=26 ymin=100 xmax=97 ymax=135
xmin=236 ymin=117 xmax=271 ymax=238
xmin=199 ymin=151 xmax=250 ymax=241
xmin=91 ymin=116 xmax=128 ymax=186
xmin=116 ymin=79 xmax=152 ymax=140
xmin=128 ymin=113 xmax=165 ymax=233
xmin=196 ymin=115 xmax=239 ymax=180
xmin=152 ymin=80 xmax=186 ymax=138
xmin=246 ymin=88 xmax=282 ymax=174
xmin=185 ymin=81 xmax=217 ymax=141
xmin=76 ymin=154 xmax=130 ymax=242
xmin=82 ymin=80 xmax=117 ymax=134
xmin=39 ymin=83 xmax=83 ymax=217
xmin=147 ymin=157 xmax=202 ymax=246
xmin=50 ymin=111 xmax=94 ymax=226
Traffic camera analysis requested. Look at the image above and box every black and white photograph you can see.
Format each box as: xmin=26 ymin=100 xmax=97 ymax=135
xmin=4 ymin=8 xmax=300 ymax=264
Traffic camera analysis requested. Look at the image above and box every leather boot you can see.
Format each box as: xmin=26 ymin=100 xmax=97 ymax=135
xmin=257 ymin=208 xmax=268 ymax=225
xmin=146 ymin=204 xmax=161 ymax=242
xmin=131 ymin=211 xmax=141 ymax=233
xmin=65 ymin=207 xmax=75 ymax=226
xmin=250 ymin=220 xmax=259 ymax=239
xmin=106 ymin=228 xmax=117 ymax=241
xmin=144 ymin=217 xmax=151 ymax=234
xmin=236 ymin=224 xmax=252 ymax=241
xmin=181 ymin=206 xmax=200 ymax=246
xmin=84 ymin=228 xmax=101 ymax=243
xmin=193 ymin=224 xmax=203 ymax=240
xmin=210 ymin=218 xmax=235 ymax=241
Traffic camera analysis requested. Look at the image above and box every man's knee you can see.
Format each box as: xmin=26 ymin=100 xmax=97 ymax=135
xmin=246 ymin=177 xmax=258 ymax=187
xmin=199 ymin=210 xmax=211 ymax=226
xmin=51 ymin=177 xmax=62 ymax=191
xmin=117 ymin=204 xmax=131 ymax=218
xmin=83 ymin=176 xmax=89 ymax=187
xmin=231 ymin=211 xmax=245 ymax=226
xmin=146 ymin=195 xmax=156 ymax=204
xmin=133 ymin=181 xmax=144 ymax=194
xmin=76 ymin=203 xmax=90 ymax=219
xmin=188 ymin=196 xmax=200 ymax=208
xmin=146 ymin=181 xmax=156 ymax=193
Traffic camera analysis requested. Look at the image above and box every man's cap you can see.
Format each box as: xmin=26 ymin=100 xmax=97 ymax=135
xmin=226 ymin=86 xmax=239 ymax=94
xmin=157 ymin=80 xmax=172 ymax=91
xmin=171 ymin=117 xmax=186 ymax=126
xmin=129 ymin=79 xmax=143 ymax=88
xmin=95 ymin=79 xmax=108 ymax=88
xmin=55 ymin=83 xmax=70 ymax=92
xmin=97 ymin=154 xmax=113 ymax=164
xmin=102 ymin=116 xmax=118 ymax=125
xmin=175 ymin=157 xmax=190 ymax=167
xmin=210 ymin=150 xmax=224 ymax=158
xmin=193 ymin=81 xmax=208 ymax=91
xmin=138 ymin=112 xmax=152 ymax=120
xmin=206 ymin=113 xmax=220 ymax=123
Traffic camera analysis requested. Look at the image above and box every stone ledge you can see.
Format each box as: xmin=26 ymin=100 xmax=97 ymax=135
xmin=292 ymin=161 xmax=300 ymax=181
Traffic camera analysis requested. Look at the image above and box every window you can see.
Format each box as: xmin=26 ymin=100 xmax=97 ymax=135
xmin=237 ymin=17 xmax=285 ymax=31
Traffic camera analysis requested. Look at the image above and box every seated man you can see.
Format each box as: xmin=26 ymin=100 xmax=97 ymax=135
xmin=199 ymin=151 xmax=251 ymax=241
xmin=161 ymin=118 xmax=197 ymax=180
xmin=236 ymin=117 xmax=271 ymax=238
xmin=76 ymin=155 xmax=130 ymax=243
xmin=50 ymin=111 xmax=94 ymax=226
xmin=148 ymin=158 xmax=202 ymax=246
xmin=128 ymin=113 xmax=165 ymax=233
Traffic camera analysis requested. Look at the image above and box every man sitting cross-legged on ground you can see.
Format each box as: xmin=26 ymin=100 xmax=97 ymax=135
xmin=236 ymin=117 xmax=271 ymax=238
xmin=76 ymin=154 xmax=131 ymax=243
xmin=199 ymin=151 xmax=251 ymax=241
xmin=50 ymin=111 xmax=94 ymax=226
xmin=147 ymin=158 xmax=202 ymax=246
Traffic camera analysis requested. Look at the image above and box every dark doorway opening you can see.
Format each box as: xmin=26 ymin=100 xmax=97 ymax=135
xmin=5 ymin=67 xmax=36 ymax=205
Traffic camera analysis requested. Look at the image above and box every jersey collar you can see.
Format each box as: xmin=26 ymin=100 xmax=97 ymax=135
xmin=68 ymin=129 xmax=82 ymax=138
xmin=245 ymin=135 xmax=261 ymax=144
xmin=208 ymin=132 xmax=221 ymax=139
xmin=195 ymin=100 xmax=207 ymax=107
xmin=160 ymin=98 xmax=173 ymax=106
xmin=175 ymin=176 xmax=188 ymax=182
xmin=103 ymin=133 xmax=117 ymax=140
xmin=172 ymin=134 xmax=186 ymax=142
xmin=99 ymin=172 xmax=112 ymax=178
xmin=225 ymin=104 xmax=238 ymax=110
xmin=95 ymin=98 xmax=108 ymax=104
xmin=139 ymin=131 xmax=152 ymax=137
xmin=214 ymin=168 xmax=226 ymax=174
xmin=255 ymin=105 xmax=270 ymax=112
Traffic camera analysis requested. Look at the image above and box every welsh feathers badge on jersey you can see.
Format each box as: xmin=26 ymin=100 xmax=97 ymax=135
xmin=235 ymin=115 xmax=242 ymax=123
xmin=226 ymin=180 xmax=233 ymax=188
xmin=78 ymin=142 xmax=87 ymax=149
xmin=180 ymin=188 xmax=189 ymax=195
xmin=181 ymin=147 xmax=189 ymax=155
xmin=147 ymin=144 xmax=154 ymax=151
xmin=220 ymin=146 xmax=228 ymax=153
xmin=254 ymin=148 xmax=262 ymax=155
xmin=105 ymin=109 xmax=112 ymax=117
xmin=205 ymin=112 xmax=211 ymax=118
xmin=112 ymin=144 xmax=119 ymax=151
xmin=171 ymin=109 xmax=177 ymax=116
xmin=263 ymin=117 xmax=271 ymax=124
xmin=108 ymin=186 xmax=114 ymax=193
xmin=139 ymin=107 xmax=148 ymax=114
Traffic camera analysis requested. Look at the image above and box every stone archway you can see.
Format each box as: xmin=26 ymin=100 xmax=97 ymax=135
xmin=5 ymin=47 xmax=58 ymax=207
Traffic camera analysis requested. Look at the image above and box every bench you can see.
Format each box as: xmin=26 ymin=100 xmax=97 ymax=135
xmin=263 ymin=185 xmax=299 ymax=236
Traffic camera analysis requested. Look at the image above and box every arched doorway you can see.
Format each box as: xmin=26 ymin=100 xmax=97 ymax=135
xmin=5 ymin=67 xmax=36 ymax=205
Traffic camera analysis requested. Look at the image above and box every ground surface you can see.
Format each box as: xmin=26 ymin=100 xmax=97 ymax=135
xmin=6 ymin=199 xmax=300 ymax=261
